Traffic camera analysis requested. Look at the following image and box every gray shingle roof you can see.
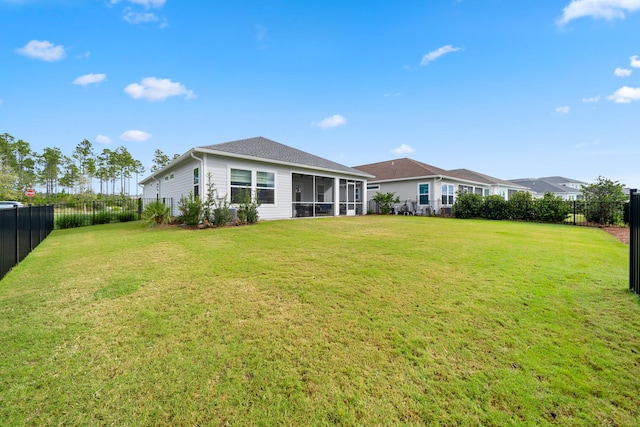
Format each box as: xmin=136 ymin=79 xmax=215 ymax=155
xmin=198 ymin=136 xmax=370 ymax=177
xmin=447 ymin=168 xmax=527 ymax=188
xmin=509 ymin=178 xmax=581 ymax=195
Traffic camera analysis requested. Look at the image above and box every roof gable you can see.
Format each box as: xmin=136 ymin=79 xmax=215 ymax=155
xmin=353 ymin=158 xmax=449 ymax=181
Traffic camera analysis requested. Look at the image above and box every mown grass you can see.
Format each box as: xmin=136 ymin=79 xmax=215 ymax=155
xmin=1 ymin=216 xmax=638 ymax=426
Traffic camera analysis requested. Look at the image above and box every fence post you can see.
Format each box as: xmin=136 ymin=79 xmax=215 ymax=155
xmin=138 ymin=198 xmax=143 ymax=220
xmin=631 ymin=189 xmax=639 ymax=295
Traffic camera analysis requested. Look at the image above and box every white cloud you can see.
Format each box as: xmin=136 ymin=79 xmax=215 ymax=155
xmin=16 ymin=40 xmax=65 ymax=62
xmin=607 ymin=86 xmax=640 ymax=103
xmin=124 ymin=10 xmax=158 ymax=24
xmin=72 ymin=73 xmax=107 ymax=86
xmin=558 ymin=0 xmax=640 ymax=25
xmin=582 ymin=95 xmax=600 ymax=103
xmin=129 ymin=0 xmax=165 ymax=7
xmin=120 ymin=130 xmax=152 ymax=142
xmin=124 ymin=77 xmax=195 ymax=101
xmin=614 ymin=67 xmax=632 ymax=77
xmin=312 ymin=114 xmax=347 ymax=129
xmin=555 ymin=106 xmax=571 ymax=114
xmin=95 ymin=134 xmax=112 ymax=144
xmin=421 ymin=45 xmax=461 ymax=65
xmin=631 ymin=55 xmax=640 ymax=68
xmin=110 ymin=0 xmax=165 ymax=7
xmin=391 ymin=144 xmax=415 ymax=156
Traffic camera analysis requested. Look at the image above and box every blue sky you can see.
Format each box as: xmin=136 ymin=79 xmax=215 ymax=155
xmin=1 ymin=0 xmax=640 ymax=188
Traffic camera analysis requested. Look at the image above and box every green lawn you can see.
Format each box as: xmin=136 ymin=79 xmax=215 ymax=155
xmin=1 ymin=216 xmax=638 ymax=426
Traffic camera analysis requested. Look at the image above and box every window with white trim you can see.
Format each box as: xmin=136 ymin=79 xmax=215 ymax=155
xmin=442 ymin=184 xmax=454 ymax=205
xmin=257 ymin=171 xmax=275 ymax=204
xmin=419 ymin=183 xmax=429 ymax=205
xmin=230 ymin=168 xmax=251 ymax=203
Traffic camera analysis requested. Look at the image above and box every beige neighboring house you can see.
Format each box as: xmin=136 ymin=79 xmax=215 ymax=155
xmin=140 ymin=137 xmax=372 ymax=220
xmin=353 ymin=158 xmax=527 ymax=215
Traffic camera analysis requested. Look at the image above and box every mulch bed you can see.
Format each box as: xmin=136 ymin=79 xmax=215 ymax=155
xmin=602 ymin=227 xmax=629 ymax=244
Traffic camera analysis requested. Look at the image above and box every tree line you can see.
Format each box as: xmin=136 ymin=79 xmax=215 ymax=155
xmin=0 ymin=132 xmax=178 ymax=202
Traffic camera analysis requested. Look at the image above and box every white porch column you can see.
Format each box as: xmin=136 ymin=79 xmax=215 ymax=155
xmin=334 ymin=177 xmax=340 ymax=216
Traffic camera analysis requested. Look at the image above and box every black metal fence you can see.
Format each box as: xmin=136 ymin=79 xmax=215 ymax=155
xmin=52 ymin=198 xmax=174 ymax=229
xmin=630 ymin=190 xmax=639 ymax=295
xmin=0 ymin=205 xmax=54 ymax=281
xmin=369 ymin=198 xmax=629 ymax=227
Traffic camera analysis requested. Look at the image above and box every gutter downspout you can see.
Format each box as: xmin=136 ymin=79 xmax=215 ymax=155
xmin=434 ymin=176 xmax=442 ymax=215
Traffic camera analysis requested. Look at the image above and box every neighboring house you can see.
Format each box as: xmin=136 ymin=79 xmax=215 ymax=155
xmin=509 ymin=176 xmax=586 ymax=200
xmin=353 ymin=158 xmax=527 ymax=215
xmin=139 ymin=137 xmax=372 ymax=220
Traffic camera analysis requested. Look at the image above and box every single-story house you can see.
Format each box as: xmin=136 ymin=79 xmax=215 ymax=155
xmin=508 ymin=176 xmax=586 ymax=200
xmin=139 ymin=137 xmax=373 ymax=220
xmin=352 ymin=158 xmax=528 ymax=214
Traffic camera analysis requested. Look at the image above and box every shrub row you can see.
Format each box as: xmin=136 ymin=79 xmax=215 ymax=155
xmin=56 ymin=211 xmax=138 ymax=229
xmin=453 ymin=192 xmax=571 ymax=223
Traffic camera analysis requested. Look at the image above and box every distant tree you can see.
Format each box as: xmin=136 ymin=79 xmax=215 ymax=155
xmin=581 ymin=176 xmax=627 ymax=225
xmin=72 ymin=139 xmax=95 ymax=193
xmin=38 ymin=147 xmax=63 ymax=201
xmin=0 ymin=162 xmax=19 ymax=200
xmin=151 ymin=149 xmax=171 ymax=172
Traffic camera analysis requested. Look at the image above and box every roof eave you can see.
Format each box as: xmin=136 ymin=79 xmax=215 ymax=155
xmin=195 ymin=147 xmax=374 ymax=178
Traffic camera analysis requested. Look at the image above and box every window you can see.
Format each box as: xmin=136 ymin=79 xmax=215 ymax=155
xmin=442 ymin=184 xmax=454 ymax=205
xmin=230 ymin=169 xmax=275 ymax=205
xmin=475 ymin=187 xmax=483 ymax=196
xmin=459 ymin=185 xmax=473 ymax=194
xmin=230 ymin=168 xmax=251 ymax=203
xmin=256 ymin=171 xmax=275 ymax=204
xmin=193 ymin=168 xmax=199 ymax=198
xmin=419 ymin=183 xmax=429 ymax=205
xmin=367 ymin=184 xmax=380 ymax=191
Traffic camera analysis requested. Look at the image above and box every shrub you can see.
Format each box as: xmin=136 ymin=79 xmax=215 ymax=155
xmin=581 ymin=176 xmax=627 ymax=225
xmin=507 ymin=191 xmax=534 ymax=221
xmin=178 ymin=192 xmax=203 ymax=226
xmin=481 ymin=195 xmax=508 ymax=220
xmin=118 ymin=211 xmax=137 ymax=222
xmin=453 ymin=192 xmax=483 ymax=219
xmin=372 ymin=192 xmax=400 ymax=214
xmin=56 ymin=214 xmax=86 ymax=229
xmin=203 ymin=173 xmax=232 ymax=227
xmin=92 ymin=211 xmax=113 ymax=225
xmin=236 ymin=188 xmax=260 ymax=225
xmin=534 ymin=192 xmax=571 ymax=223
xmin=142 ymin=200 xmax=171 ymax=226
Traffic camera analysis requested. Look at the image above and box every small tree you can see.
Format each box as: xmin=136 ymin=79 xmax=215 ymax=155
xmin=236 ymin=188 xmax=260 ymax=224
xmin=581 ymin=176 xmax=627 ymax=225
xmin=178 ymin=191 xmax=203 ymax=226
xmin=373 ymin=192 xmax=399 ymax=214
xmin=203 ymin=173 xmax=232 ymax=227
